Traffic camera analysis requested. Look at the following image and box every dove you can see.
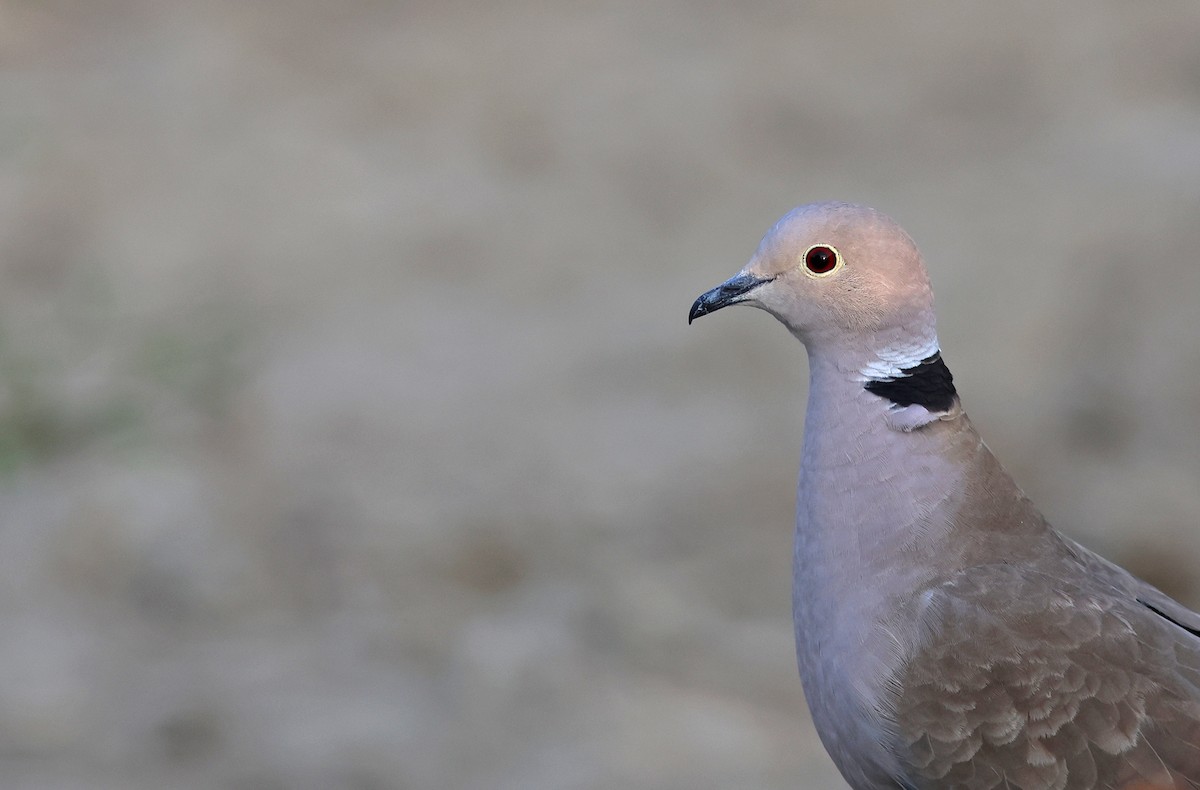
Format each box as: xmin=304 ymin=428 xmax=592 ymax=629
xmin=688 ymin=202 xmax=1200 ymax=789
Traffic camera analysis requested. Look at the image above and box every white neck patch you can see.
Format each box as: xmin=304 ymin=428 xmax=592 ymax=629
xmin=855 ymin=336 xmax=940 ymax=382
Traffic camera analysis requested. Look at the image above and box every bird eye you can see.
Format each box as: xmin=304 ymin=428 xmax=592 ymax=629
xmin=804 ymin=245 xmax=841 ymax=276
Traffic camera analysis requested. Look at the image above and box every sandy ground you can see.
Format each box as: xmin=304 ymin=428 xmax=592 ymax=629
xmin=1 ymin=2 xmax=1199 ymax=788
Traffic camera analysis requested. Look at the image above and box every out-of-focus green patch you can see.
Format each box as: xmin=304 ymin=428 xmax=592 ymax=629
xmin=0 ymin=347 xmax=147 ymax=476
xmin=0 ymin=305 xmax=251 ymax=477
xmin=0 ymin=384 xmax=66 ymax=475
xmin=0 ymin=344 xmax=62 ymax=474
xmin=135 ymin=311 xmax=250 ymax=420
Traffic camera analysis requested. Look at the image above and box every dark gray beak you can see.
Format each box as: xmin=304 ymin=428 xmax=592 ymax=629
xmin=688 ymin=273 xmax=773 ymax=324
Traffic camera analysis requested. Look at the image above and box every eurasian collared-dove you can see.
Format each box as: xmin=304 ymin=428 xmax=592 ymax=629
xmin=688 ymin=202 xmax=1200 ymax=790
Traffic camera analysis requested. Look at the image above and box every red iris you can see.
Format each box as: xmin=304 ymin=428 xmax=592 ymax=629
xmin=805 ymin=245 xmax=838 ymax=274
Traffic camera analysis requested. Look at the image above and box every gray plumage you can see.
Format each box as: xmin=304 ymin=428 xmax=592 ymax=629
xmin=688 ymin=203 xmax=1200 ymax=790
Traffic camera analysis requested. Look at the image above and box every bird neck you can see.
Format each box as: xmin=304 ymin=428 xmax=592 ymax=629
xmin=797 ymin=345 xmax=967 ymax=578
xmin=794 ymin=341 xmax=1048 ymax=611
xmin=791 ymin=343 xmax=1051 ymax=731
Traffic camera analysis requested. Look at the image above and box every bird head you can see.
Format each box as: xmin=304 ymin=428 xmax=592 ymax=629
xmin=689 ymin=202 xmax=936 ymax=351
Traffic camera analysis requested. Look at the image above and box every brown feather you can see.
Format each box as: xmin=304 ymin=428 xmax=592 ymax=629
xmin=891 ymin=564 xmax=1200 ymax=789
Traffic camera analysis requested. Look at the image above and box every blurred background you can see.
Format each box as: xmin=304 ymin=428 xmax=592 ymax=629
xmin=2 ymin=2 xmax=1200 ymax=788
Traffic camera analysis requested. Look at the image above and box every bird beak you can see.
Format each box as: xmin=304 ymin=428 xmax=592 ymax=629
xmin=689 ymin=272 xmax=773 ymax=324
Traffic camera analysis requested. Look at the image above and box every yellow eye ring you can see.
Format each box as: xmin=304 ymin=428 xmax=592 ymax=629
xmin=802 ymin=244 xmax=842 ymax=278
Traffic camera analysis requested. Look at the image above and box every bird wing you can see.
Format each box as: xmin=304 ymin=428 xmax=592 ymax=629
xmin=1069 ymin=539 xmax=1200 ymax=639
xmin=887 ymin=562 xmax=1200 ymax=790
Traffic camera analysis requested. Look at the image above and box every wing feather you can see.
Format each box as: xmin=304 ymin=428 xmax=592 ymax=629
xmin=890 ymin=563 xmax=1200 ymax=789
